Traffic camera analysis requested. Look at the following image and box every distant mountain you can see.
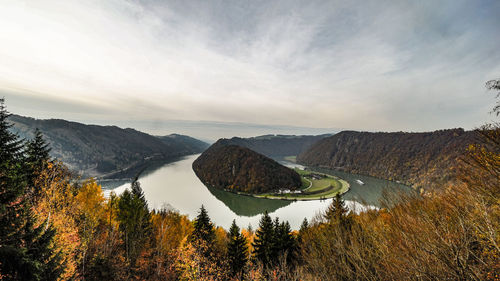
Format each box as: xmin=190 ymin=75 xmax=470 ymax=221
xmin=9 ymin=114 xmax=209 ymax=177
xmin=214 ymin=134 xmax=331 ymax=158
xmin=193 ymin=140 xmax=302 ymax=194
xmin=297 ymin=129 xmax=478 ymax=191
xmin=157 ymin=133 xmax=209 ymax=153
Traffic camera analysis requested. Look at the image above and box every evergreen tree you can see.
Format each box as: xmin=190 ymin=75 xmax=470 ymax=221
xmin=191 ymin=205 xmax=215 ymax=245
xmin=0 ymin=98 xmax=24 ymax=163
xmin=0 ymin=98 xmax=63 ymax=280
xmin=25 ymin=128 xmax=51 ymax=198
xmin=26 ymin=128 xmax=51 ymax=173
xmin=117 ymin=180 xmax=152 ymax=268
xmin=299 ymin=218 xmax=309 ymax=236
xmin=273 ymin=221 xmax=297 ymax=267
xmin=0 ymin=98 xmax=25 ymax=242
xmin=252 ymin=211 xmax=275 ymax=267
xmin=227 ymin=220 xmax=248 ymax=277
xmin=324 ymin=193 xmax=350 ymax=225
xmin=297 ymin=218 xmax=309 ymax=264
xmin=273 ymin=217 xmax=280 ymax=233
xmin=23 ymin=211 xmax=64 ymax=280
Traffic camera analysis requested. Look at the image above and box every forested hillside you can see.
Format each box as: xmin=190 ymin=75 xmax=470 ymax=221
xmin=218 ymin=134 xmax=330 ymax=158
xmin=157 ymin=133 xmax=209 ymax=153
xmin=9 ymin=115 xmax=208 ymax=177
xmin=297 ymin=129 xmax=479 ymax=190
xmin=193 ymin=140 xmax=302 ymax=194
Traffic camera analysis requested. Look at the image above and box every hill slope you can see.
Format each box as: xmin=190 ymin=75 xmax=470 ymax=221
xmin=9 ymin=115 xmax=208 ymax=177
xmin=157 ymin=133 xmax=210 ymax=153
xmin=193 ymin=140 xmax=302 ymax=194
xmin=216 ymin=134 xmax=330 ymax=158
xmin=297 ymin=129 xmax=478 ymax=190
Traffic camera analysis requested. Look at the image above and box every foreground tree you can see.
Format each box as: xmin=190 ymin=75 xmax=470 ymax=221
xmin=117 ymin=180 xmax=152 ymax=271
xmin=25 ymin=128 xmax=51 ymax=200
xmin=227 ymin=220 xmax=248 ymax=277
xmin=25 ymin=128 xmax=51 ymax=173
xmin=191 ymin=205 xmax=215 ymax=246
xmin=0 ymin=98 xmax=63 ymax=280
xmin=175 ymin=206 xmax=230 ymax=280
xmin=273 ymin=220 xmax=297 ymax=267
xmin=298 ymin=218 xmax=309 ymax=242
xmin=324 ymin=193 xmax=350 ymax=226
xmin=252 ymin=212 xmax=275 ymax=267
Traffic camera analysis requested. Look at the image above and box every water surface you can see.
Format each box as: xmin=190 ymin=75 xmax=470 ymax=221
xmin=108 ymin=154 xmax=410 ymax=229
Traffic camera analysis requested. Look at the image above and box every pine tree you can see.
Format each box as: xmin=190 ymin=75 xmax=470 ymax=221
xmin=227 ymin=220 xmax=248 ymax=277
xmin=25 ymin=128 xmax=51 ymax=199
xmin=0 ymin=98 xmax=25 ymax=241
xmin=297 ymin=218 xmax=309 ymax=264
xmin=23 ymin=211 xmax=64 ymax=280
xmin=117 ymin=180 xmax=152 ymax=269
xmin=0 ymin=98 xmax=63 ymax=280
xmin=324 ymin=193 xmax=349 ymax=225
xmin=252 ymin=211 xmax=275 ymax=267
xmin=26 ymin=128 xmax=51 ymax=173
xmin=298 ymin=218 xmax=309 ymax=244
xmin=191 ymin=205 xmax=215 ymax=245
xmin=273 ymin=221 xmax=297 ymax=267
xmin=0 ymin=98 xmax=24 ymax=163
xmin=299 ymin=218 xmax=309 ymax=235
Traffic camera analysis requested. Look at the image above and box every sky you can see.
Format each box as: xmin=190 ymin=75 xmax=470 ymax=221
xmin=1 ymin=0 xmax=499 ymax=139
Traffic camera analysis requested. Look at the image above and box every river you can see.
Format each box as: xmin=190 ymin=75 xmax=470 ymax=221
xmin=103 ymin=154 xmax=410 ymax=230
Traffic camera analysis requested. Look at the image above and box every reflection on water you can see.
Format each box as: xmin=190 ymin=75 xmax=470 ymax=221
xmin=100 ymin=157 xmax=185 ymax=191
xmin=110 ymin=154 xmax=411 ymax=229
xmin=206 ymin=186 xmax=291 ymax=216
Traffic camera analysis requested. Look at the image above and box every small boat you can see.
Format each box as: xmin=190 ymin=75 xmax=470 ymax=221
xmin=356 ymin=179 xmax=365 ymax=185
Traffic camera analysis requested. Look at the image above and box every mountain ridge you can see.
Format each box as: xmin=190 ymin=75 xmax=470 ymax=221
xmin=213 ymin=134 xmax=331 ymax=158
xmin=9 ymin=114 xmax=209 ymax=177
xmin=297 ymin=128 xmax=479 ymax=191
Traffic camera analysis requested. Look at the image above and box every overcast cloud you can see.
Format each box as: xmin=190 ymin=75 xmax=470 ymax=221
xmin=1 ymin=0 xmax=499 ymax=134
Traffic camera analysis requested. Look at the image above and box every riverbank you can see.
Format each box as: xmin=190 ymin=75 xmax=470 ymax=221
xmin=220 ymin=169 xmax=350 ymax=201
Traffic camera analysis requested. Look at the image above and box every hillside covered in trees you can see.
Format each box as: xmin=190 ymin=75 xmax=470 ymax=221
xmin=9 ymin=114 xmax=209 ymax=177
xmin=297 ymin=129 xmax=479 ymax=191
xmin=216 ymin=134 xmax=330 ymax=158
xmin=192 ymin=140 xmax=302 ymax=194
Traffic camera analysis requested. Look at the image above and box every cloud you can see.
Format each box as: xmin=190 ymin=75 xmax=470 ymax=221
xmin=0 ymin=0 xmax=498 ymax=133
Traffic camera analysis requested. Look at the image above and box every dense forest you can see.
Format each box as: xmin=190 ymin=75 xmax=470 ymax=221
xmin=9 ymin=115 xmax=208 ymax=177
xmin=214 ymin=134 xmax=330 ymax=158
xmin=0 ymin=79 xmax=498 ymax=281
xmin=192 ymin=141 xmax=302 ymax=194
xmin=298 ymin=128 xmax=478 ymax=191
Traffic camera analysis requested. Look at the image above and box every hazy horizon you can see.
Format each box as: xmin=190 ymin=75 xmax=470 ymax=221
xmin=2 ymin=0 xmax=499 ymax=133
xmin=10 ymin=111 xmax=338 ymax=142
xmin=12 ymin=110 xmax=482 ymax=143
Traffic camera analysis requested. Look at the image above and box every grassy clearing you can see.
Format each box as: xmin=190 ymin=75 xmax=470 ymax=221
xmin=254 ymin=168 xmax=350 ymax=201
xmin=306 ymin=178 xmax=336 ymax=192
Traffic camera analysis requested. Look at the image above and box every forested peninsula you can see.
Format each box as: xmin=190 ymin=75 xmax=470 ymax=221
xmin=193 ymin=140 xmax=302 ymax=194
